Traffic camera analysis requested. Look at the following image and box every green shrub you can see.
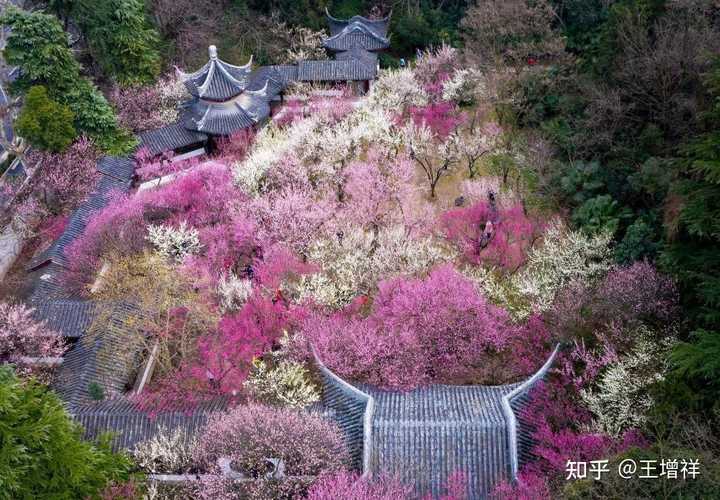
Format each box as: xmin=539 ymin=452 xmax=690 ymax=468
xmin=0 ymin=366 xmax=133 ymax=499
xmin=15 ymin=86 xmax=76 ymax=152
xmin=0 ymin=7 xmax=125 ymax=151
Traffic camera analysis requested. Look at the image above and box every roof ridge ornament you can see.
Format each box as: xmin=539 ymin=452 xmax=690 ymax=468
xmin=209 ymin=44 xmax=218 ymax=59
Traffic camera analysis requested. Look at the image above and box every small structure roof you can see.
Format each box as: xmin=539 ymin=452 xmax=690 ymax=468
xmin=51 ymin=302 xmax=141 ymax=408
xmin=297 ymin=59 xmax=376 ymax=82
xmin=177 ymin=45 xmax=253 ymax=101
xmin=71 ymin=397 xmax=227 ymax=451
xmin=138 ymin=123 xmax=208 ymax=157
xmin=326 ymin=9 xmax=390 ymax=38
xmin=31 ymin=300 xmax=96 ymax=338
xmin=324 ymin=10 xmax=390 ymax=52
xmin=314 ymin=345 xmax=560 ymax=499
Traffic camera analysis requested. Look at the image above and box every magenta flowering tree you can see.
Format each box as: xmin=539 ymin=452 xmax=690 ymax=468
xmin=193 ymin=403 xmax=349 ymax=499
xmin=0 ymin=302 xmax=65 ymax=381
xmin=306 ymin=265 xmax=514 ymax=389
xmin=408 ymin=102 xmax=464 ymax=139
xmin=249 ymin=185 xmax=335 ymax=255
xmin=28 ymin=137 xmax=100 ymax=212
xmin=440 ymin=201 xmax=539 ymax=271
xmin=213 ymin=129 xmax=255 ymax=164
xmin=64 ymin=163 xmax=240 ymax=292
xmin=548 ymin=261 xmax=679 ymax=347
xmin=492 ymin=471 xmax=552 ymax=500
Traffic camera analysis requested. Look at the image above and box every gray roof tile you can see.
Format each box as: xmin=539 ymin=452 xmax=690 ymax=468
xmin=178 ymin=46 xmax=253 ymax=101
xmin=297 ymin=59 xmax=376 ymax=81
xmin=71 ymin=397 xmax=227 ymax=451
xmin=31 ymin=300 xmax=96 ymax=338
xmin=138 ymin=123 xmax=208 ymax=156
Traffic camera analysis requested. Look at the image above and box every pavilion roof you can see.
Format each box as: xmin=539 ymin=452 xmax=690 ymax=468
xmin=324 ymin=10 xmax=390 ymax=52
xmin=177 ymin=45 xmax=253 ymax=101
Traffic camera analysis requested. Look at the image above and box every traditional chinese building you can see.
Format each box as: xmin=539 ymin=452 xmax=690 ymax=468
xmin=139 ymin=11 xmax=391 ymax=158
xmin=314 ymin=345 xmax=559 ymax=499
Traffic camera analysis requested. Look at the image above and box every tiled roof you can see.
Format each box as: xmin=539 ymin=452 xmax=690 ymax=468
xmin=313 ymin=348 xmax=373 ymax=472
xmin=181 ymin=98 xmax=257 ymax=135
xmin=314 ymin=345 xmax=560 ymax=499
xmin=96 ymin=156 xmax=136 ymax=183
xmin=27 ymin=173 xmax=130 ymax=271
xmin=325 ymin=30 xmax=390 ymax=52
xmin=367 ymin=384 xmax=516 ymax=499
xmin=138 ymin=123 xmax=208 ymax=156
xmin=31 ymin=299 xmax=96 ymax=338
xmin=326 ymin=10 xmax=390 ymax=39
xmin=26 ymin=262 xmax=72 ymax=302
xmin=178 ymin=45 xmax=253 ymax=101
xmin=52 ymin=302 xmax=142 ymax=408
xmin=71 ymin=397 xmax=227 ymax=451
xmin=297 ymin=59 xmax=376 ymax=82
xmin=335 ymin=47 xmax=379 ymax=65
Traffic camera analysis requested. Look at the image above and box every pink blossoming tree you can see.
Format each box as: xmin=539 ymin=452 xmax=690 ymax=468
xmin=0 ymin=302 xmax=65 ymax=381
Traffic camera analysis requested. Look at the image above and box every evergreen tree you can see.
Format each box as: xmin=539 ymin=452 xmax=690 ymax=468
xmin=15 ymin=86 xmax=76 ymax=152
xmin=52 ymin=0 xmax=161 ymax=86
xmin=0 ymin=7 xmax=128 ymax=151
xmin=0 ymin=366 xmax=132 ymax=499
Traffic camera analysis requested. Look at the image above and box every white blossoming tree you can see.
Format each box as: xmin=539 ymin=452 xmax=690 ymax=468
xmin=513 ymin=220 xmax=613 ymax=311
xmin=582 ymin=328 xmax=677 ymax=437
xmin=290 ymin=226 xmax=456 ymax=309
xmin=146 ymin=221 xmax=202 ymax=262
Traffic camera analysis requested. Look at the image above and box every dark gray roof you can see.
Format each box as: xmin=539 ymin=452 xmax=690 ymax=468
xmin=315 ymin=346 xmax=560 ymax=499
xmin=71 ymin=397 xmax=227 ymax=451
xmin=297 ymin=59 xmax=376 ymax=82
xmin=181 ymin=98 xmax=257 ymax=135
xmin=368 ymin=384 xmax=516 ymax=499
xmin=138 ymin=123 xmax=208 ymax=156
xmin=325 ymin=30 xmax=390 ymax=52
xmin=259 ymin=65 xmax=299 ymax=87
xmin=335 ymin=47 xmax=378 ymax=65
xmin=96 ymin=156 xmax=135 ymax=183
xmin=26 ymin=262 xmax=71 ymax=302
xmin=178 ymin=45 xmax=253 ymax=101
xmin=27 ymin=173 xmax=130 ymax=271
xmin=31 ymin=300 xmax=96 ymax=338
xmin=326 ymin=10 xmax=390 ymax=39
xmin=52 ymin=302 xmax=142 ymax=408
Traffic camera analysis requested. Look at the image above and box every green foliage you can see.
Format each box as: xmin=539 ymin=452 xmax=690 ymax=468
xmin=0 ymin=7 xmax=124 ymax=150
xmin=56 ymin=0 xmax=161 ymax=86
xmin=572 ymin=194 xmax=632 ymax=236
xmin=15 ymin=86 xmax=76 ymax=152
xmin=671 ymin=330 xmax=720 ymax=394
xmin=0 ymin=366 xmax=133 ymax=499
xmin=615 ymin=215 xmax=661 ymax=264
xmin=0 ymin=7 xmax=81 ymax=90
xmin=87 ymin=382 xmax=106 ymax=401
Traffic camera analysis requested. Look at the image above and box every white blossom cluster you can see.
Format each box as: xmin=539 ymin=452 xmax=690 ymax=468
xmin=582 ymin=328 xmax=677 ymax=437
xmin=244 ymin=358 xmax=320 ymax=408
xmin=146 ymin=221 xmax=202 ymax=262
xmin=156 ymin=74 xmax=189 ymax=124
xmin=217 ymin=273 xmax=253 ymax=313
xmin=133 ymin=426 xmax=197 ymax=474
xmin=460 ymin=220 xmax=613 ymax=319
xmin=290 ymin=226 xmax=456 ymax=309
xmin=442 ymin=68 xmax=488 ymax=105
xmin=367 ymin=68 xmax=429 ymax=113
xmin=513 ymin=220 xmax=613 ymax=312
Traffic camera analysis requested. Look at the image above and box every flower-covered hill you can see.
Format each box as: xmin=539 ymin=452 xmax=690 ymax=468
xmin=12 ymin=46 xmax=696 ymax=498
